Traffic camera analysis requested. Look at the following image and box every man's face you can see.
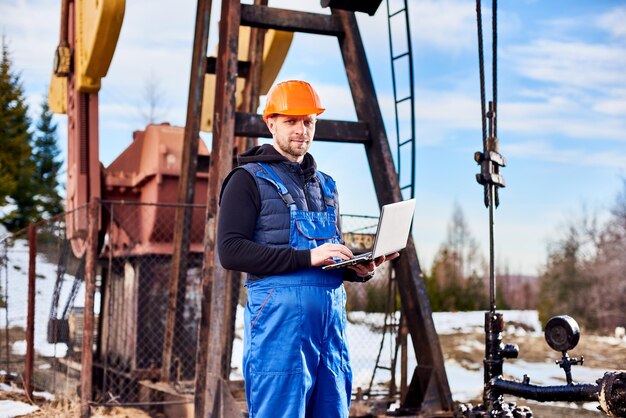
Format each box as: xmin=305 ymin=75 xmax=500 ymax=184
xmin=266 ymin=114 xmax=317 ymax=162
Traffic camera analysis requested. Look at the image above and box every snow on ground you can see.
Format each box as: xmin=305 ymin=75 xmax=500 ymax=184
xmin=0 ymin=400 xmax=39 ymax=418
xmin=0 ymin=383 xmax=54 ymax=402
xmin=0 ymin=383 xmax=58 ymax=417
xmin=0 ymin=238 xmax=616 ymax=409
xmin=433 ymin=310 xmax=543 ymax=336
xmin=0 ymin=239 xmax=79 ymax=358
xmin=230 ymin=305 xmax=566 ymax=403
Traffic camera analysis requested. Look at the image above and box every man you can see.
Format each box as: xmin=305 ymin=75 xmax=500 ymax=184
xmin=217 ymin=80 xmax=397 ymax=418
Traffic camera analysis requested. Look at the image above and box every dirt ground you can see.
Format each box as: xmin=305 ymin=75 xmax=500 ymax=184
xmin=440 ymin=331 xmax=626 ymax=417
xmin=0 ymin=390 xmax=151 ymax=417
xmin=2 ymin=332 xmax=623 ymax=417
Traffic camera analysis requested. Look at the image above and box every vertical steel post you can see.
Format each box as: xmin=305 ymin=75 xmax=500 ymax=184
xmin=194 ymin=0 xmax=240 ymax=415
xmin=2 ymin=247 xmax=8 ymax=374
xmin=25 ymin=224 xmax=36 ymax=397
xmin=400 ymin=313 xmax=408 ymax=399
xmin=162 ymin=0 xmax=213 ymax=382
xmin=80 ymin=198 xmax=99 ymax=418
xmin=334 ymin=8 xmax=452 ymax=412
xmin=487 ymin=102 xmax=497 ymax=313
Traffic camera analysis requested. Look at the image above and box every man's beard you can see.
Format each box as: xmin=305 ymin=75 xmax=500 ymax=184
xmin=278 ymin=138 xmax=309 ymax=158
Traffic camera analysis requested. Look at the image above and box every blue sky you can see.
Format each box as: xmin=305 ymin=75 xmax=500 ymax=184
xmin=1 ymin=0 xmax=625 ymax=275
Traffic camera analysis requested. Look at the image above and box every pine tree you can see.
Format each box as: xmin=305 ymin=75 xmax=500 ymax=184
xmin=0 ymin=36 xmax=36 ymax=231
xmin=33 ymin=96 xmax=64 ymax=217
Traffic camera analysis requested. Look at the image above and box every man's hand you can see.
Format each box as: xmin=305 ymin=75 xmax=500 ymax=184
xmin=348 ymin=252 xmax=400 ymax=280
xmin=310 ymin=243 xmax=354 ymax=267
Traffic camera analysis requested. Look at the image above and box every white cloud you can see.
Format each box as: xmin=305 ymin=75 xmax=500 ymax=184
xmin=500 ymin=99 xmax=626 ymax=143
xmin=593 ymin=94 xmax=626 ymax=116
xmin=595 ymin=6 xmax=626 ymax=40
xmin=408 ymin=0 xmax=476 ymax=53
xmin=507 ymin=40 xmax=626 ymax=90
xmin=505 ymin=140 xmax=626 ymax=169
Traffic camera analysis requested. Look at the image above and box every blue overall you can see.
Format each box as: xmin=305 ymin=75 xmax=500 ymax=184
xmin=243 ymin=163 xmax=352 ymax=418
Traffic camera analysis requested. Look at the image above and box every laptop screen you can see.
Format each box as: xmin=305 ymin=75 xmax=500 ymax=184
xmin=371 ymin=198 xmax=416 ymax=258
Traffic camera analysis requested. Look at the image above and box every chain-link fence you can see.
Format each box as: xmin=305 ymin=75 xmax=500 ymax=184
xmin=0 ymin=205 xmax=88 ymax=400
xmin=97 ymin=200 xmax=207 ymax=405
xmin=341 ymin=215 xmax=404 ymax=397
xmin=0 ymin=202 xmax=406 ymax=412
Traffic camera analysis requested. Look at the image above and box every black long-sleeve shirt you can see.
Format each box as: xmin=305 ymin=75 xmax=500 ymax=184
xmin=217 ymin=144 xmax=356 ymax=280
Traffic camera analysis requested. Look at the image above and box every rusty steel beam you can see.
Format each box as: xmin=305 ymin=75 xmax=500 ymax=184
xmin=80 ymin=198 xmax=99 ymax=418
xmin=59 ymin=0 xmax=69 ymax=46
xmin=25 ymin=224 xmax=36 ymax=398
xmin=241 ymin=4 xmax=343 ymax=36
xmin=194 ymin=0 xmax=240 ymax=416
xmin=235 ymin=0 xmax=267 ymax=155
xmin=206 ymin=56 xmax=250 ymax=79
xmin=333 ymin=8 xmax=453 ymax=413
xmin=234 ymin=112 xmax=371 ymax=143
xmin=400 ymin=313 xmax=409 ymax=400
xmin=162 ymin=0 xmax=213 ymax=382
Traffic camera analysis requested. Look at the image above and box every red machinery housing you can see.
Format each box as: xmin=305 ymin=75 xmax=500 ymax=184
xmin=103 ymin=123 xmax=209 ymax=256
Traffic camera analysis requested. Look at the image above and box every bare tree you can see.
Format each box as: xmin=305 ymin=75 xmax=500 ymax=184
xmin=427 ymin=203 xmax=488 ymax=311
xmin=138 ymin=71 xmax=168 ymax=126
xmin=445 ymin=202 xmax=485 ymax=279
xmin=539 ymin=180 xmax=626 ymax=331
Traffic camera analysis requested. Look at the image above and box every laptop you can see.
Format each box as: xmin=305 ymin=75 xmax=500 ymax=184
xmin=322 ymin=198 xmax=416 ymax=270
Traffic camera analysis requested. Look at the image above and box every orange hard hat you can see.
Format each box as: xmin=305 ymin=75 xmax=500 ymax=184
xmin=262 ymin=80 xmax=325 ymax=120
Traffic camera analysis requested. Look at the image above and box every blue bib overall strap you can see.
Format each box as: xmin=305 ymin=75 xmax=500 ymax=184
xmin=256 ymin=162 xmax=341 ymax=249
xmin=255 ymin=162 xmax=298 ymax=209
xmin=244 ymin=162 xmax=352 ymax=418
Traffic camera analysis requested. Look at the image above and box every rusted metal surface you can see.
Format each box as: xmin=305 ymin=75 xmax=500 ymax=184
xmin=194 ymin=0 xmax=240 ymax=415
xmin=103 ymin=125 xmax=209 ymax=257
xmin=25 ymin=224 xmax=36 ymax=397
xmin=241 ymin=4 xmax=343 ymax=36
xmin=333 ymin=8 xmax=453 ymax=413
xmin=599 ymin=371 xmax=626 ymax=417
xmin=399 ymin=314 xmax=408 ymax=400
xmin=81 ymin=198 xmax=100 ymax=418
xmin=65 ymin=0 xmax=101 ymax=258
xmin=321 ymin=0 xmax=383 ymax=16
xmin=163 ymin=0 xmax=213 ymax=382
xmin=234 ymin=112 xmax=371 ymax=143
xmin=53 ymin=0 xmax=71 ymax=78
xmin=236 ymin=0 xmax=266 ymax=155
xmin=206 ymin=56 xmax=250 ymax=79
xmin=59 ymin=0 xmax=69 ymax=43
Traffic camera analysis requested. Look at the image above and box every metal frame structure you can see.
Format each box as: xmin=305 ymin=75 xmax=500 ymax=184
xmin=165 ymin=1 xmax=454 ymax=416
xmin=386 ymin=0 xmax=416 ymax=200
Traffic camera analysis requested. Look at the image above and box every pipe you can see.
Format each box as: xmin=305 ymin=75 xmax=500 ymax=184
xmin=491 ymin=377 xmax=599 ymax=403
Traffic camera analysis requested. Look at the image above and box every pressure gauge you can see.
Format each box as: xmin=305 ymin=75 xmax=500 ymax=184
xmin=544 ymin=315 xmax=580 ymax=352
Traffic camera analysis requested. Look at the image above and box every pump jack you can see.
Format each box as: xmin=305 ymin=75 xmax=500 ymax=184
xmin=49 ymin=0 xmax=453 ymax=416
xmin=185 ymin=1 xmax=453 ymax=416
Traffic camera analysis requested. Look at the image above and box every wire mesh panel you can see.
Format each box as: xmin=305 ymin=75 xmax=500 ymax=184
xmin=97 ymin=201 xmax=206 ymax=403
xmin=0 ymin=206 xmax=88 ymax=399
xmin=340 ymin=214 xmax=402 ymax=397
